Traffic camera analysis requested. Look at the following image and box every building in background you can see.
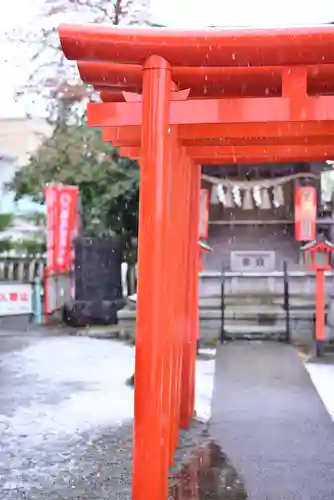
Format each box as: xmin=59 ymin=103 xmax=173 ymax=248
xmin=202 ymin=162 xmax=331 ymax=272
xmin=0 ymin=117 xmax=52 ymax=242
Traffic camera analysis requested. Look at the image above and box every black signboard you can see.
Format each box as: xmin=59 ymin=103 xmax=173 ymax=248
xmin=74 ymin=237 xmax=123 ymax=302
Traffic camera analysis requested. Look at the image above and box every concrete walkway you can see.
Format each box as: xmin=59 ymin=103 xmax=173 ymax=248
xmin=210 ymin=342 xmax=334 ymax=500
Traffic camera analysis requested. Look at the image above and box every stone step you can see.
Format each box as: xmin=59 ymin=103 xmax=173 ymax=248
xmin=202 ymin=310 xmax=314 ymax=320
xmin=117 ymin=318 xmax=288 ymax=336
xmin=126 ymin=294 xmax=319 ymax=309
xmin=212 ymin=322 xmax=290 ymax=341
xmin=222 ymin=323 xmax=287 ymax=335
xmin=117 ymin=311 xmax=316 ymax=344
xmin=221 ymin=301 xmax=317 ymax=310
xmin=118 ymin=307 xmax=316 ymax=321
xmin=199 ymin=298 xmax=317 ymax=309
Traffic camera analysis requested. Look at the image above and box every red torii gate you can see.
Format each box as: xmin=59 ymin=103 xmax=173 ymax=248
xmin=58 ymin=24 xmax=334 ymax=500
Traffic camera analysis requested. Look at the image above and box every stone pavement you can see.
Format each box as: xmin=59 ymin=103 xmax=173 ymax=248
xmin=0 ymin=329 xmax=207 ymax=500
xmin=210 ymin=342 xmax=334 ymax=500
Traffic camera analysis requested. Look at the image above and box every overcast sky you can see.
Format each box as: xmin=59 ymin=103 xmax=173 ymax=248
xmin=1 ymin=0 xmax=334 ymax=117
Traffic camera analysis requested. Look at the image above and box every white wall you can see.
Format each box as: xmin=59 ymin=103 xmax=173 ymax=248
xmin=0 ymin=156 xmax=16 ymax=212
xmin=0 ymin=117 xmax=52 ymax=216
xmin=0 ymin=118 xmax=52 ymax=167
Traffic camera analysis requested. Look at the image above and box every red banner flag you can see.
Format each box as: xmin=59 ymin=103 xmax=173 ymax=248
xmin=55 ymin=185 xmax=79 ymax=272
xmin=45 ymin=185 xmax=79 ymax=273
xmin=45 ymin=185 xmax=59 ymax=272
xmin=294 ymin=186 xmax=317 ymax=241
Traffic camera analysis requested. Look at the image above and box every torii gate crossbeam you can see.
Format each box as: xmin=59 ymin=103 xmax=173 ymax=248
xmin=58 ymin=23 xmax=334 ymax=500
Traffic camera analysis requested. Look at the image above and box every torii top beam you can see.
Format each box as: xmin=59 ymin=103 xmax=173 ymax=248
xmin=60 ymin=24 xmax=334 ymax=67
xmin=58 ymin=24 xmax=334 ymax=164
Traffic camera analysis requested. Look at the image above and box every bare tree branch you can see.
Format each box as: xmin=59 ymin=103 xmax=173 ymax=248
xmin=6 ymin=0 xmax=152 ymax=118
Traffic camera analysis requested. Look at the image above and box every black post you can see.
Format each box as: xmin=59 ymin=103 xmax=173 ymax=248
xmin=220 ymin=270 xmax=225 ymax=344
xmin=283 ymin=261 xmax=290 ymax=343
xmin=314 ymin=312 xmax=322 ymax=357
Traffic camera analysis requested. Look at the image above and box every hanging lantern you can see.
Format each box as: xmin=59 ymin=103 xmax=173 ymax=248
xmin=294 ymin=186 xmax=317 ymax=241
xmin=261 ymin=187 xmax=272 ymax=209
xmin=273 ymin=185 xmax=284 ymax=207
xmin=210 ymin=185 xmax=220 ymax=204
xmin=242 ymin=189 xmax=254 ymax=210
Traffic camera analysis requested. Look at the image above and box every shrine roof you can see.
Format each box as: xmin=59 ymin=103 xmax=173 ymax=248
xmin=301 ymin=240 xmax=334 ymax=252
xmin=59 ymin=24 xmax=334 ymax=68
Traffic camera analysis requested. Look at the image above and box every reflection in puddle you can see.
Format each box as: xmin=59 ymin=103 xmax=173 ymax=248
xmin=170 ymin=442 xmax=248 ymax=500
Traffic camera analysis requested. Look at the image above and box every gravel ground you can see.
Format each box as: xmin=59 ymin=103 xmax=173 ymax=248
xmin=0 ymin=328 xmax=246 ymax=500
xmin=0 ymin=329 xmax=211 ymax=500
xmin=1 ymin=419 xmax=209 ymax=500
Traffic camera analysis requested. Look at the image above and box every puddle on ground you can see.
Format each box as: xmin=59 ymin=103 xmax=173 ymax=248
xmin=170 ymin=442 xmax=248 ymax=500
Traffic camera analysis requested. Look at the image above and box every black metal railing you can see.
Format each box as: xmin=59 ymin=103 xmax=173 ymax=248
xmin=220 ymin=263 xmax=292 ymax=344
xmin=220 ymin=272 xmax=225 ymax=343
xmin=283 ymin=261 xmax=290 ymax=343
xmin=313 ymin=310 xmax=329 ymax=357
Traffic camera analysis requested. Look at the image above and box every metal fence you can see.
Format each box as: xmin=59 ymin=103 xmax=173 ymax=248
xmin=0 ymin=258 xmax=45 ymax=283
xmin=0 ymin=257 xmax=137 ymax=324
xmin=220 ymin=262 xmax=291 ymax=343
xmin=0 ymin=257 xmax=137 ymax=295
xmin=219 ymin=265 xmax=334 ymax=344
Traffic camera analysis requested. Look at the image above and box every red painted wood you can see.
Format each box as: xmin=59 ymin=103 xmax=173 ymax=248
xmin=79 ymin=61 xmax=334 ymax=100
xmin=102 ymin=122 xmax=334 ymax=143
xmin=294 ymin=186 xmax=317 ymax=241
xmin=117 ymin=144 xmax=334 ymax=164
xmin=132 ymin=56 xmax=171 ymax=500
xmin=316 ymin=271 xmax=325 ymax=342
xmin=60 ymin=25 xmax=334 ymax=67
xmin=88 ymin=96 xmax=334 ymax=128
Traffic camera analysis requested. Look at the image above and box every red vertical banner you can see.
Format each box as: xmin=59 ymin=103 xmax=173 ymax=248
xmin=55 ymin=185 xmax=79 ymax=272
xmin=199 ymin=189 xmax=209 ymax=239
xmin=45 ymin=184 xmax=59 ymax=272
xmin=294 ymin=186 xmax=317 ymax=241
xmin=45 ymin=184 xmax=79 ymax=274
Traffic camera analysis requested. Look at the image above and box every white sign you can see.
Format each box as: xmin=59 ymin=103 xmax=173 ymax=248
xmin=0 ymin=284 xmax=33 ymax=317
xmin=57 ymin=191 xmax=72 ymax=267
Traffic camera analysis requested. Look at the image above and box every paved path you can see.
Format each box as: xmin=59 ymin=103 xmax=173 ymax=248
xmin=210 ymin=342 xmax=334 ymax=500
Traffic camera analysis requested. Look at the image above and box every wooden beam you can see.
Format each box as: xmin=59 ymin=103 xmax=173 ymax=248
xmin=59 ymin=24 xmax=334 ymax=68
xmin=186 ymin=144 xmax=334 ymax=158
xmin=111 ymin=135 xmax=334 ymax=148
xmin=119 ymin=144 xmax=334 ymax=163
xmin=102 ymin=122 xmax=334 ymax=143
xmin=88 ymin=96 xmax=334 ymax=128
xmin=78 ymin=61 xmax=334 ymax=89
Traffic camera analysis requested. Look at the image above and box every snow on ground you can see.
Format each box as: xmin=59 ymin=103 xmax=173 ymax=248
xmin=3 ymin=334 xmax=334 ymax=497
xmin=305 ymin=361 xmax=334 ymax=421
xmin=0 ymin=337 xmax=215 ymax=447
xmin=195 ymin=348 xmax=216 ymax=421
xmin=1 ymin=336 xmax=333 ymax=445
xmin=1 ymin=337 xmax=135 ymax=446
xmin=0 ymin=337 xmax=215 ymax=493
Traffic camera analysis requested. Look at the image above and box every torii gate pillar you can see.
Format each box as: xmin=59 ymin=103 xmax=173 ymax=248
xmin=134 ymin=55 xmax=199 ymax=500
